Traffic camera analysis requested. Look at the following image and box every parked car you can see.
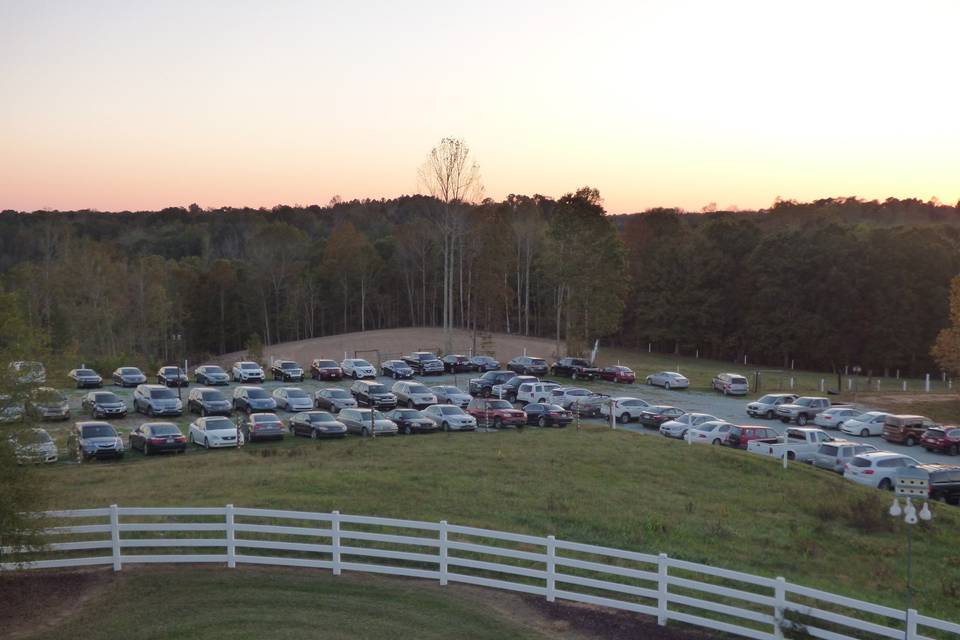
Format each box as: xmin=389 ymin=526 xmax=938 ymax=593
xmin=569 ymin=393 xmax=610 ymax=418
xmin=189 ymin=416 xmax=243 ymax=448
xmin=381 ymin=359 xmax=415 ymax=380
xmin=350 ymin=380 xmax=398 ymax=410
xmin=921 ymin=426 xmax=960 ymax=456
xmin=554 ymin=387 xmax=595 ymax=410
xmin=914 ymin=464 xmax=960 ymax=505
xmin=423 ymin=404 xmax=477 ymax=431
xmin=644 ymin=371 xmax=689 ymax=390
xmin=0 ymin=395 xmax=24 ymax=423
xmin=725 ymin=425 xmax=780 ymax=449
xmin=133 ymin=384 xmax=183 ymax=417
xmin=883 ymin=414 xmax=937 ymax=447
xmin=814 ymin=407 xmax=863 ymax=430
xmin=658 ymin=413 xmax=719 ymax=439
xmin=68 ymin=368 xmax=103 ymax=389
xmin=26 ymin=387 xmax=70 ymax=421
xmin=112 ymin=366 xmax=146 ymax=387
xmin=844 ymin=451 xmax=919 ymax=490
xmin=745 ymin=394 xmax=799 ymax=419
xmin=747 ymin=427 xmax=835 ymax=462
xmin=466 ymin=398 xmax=526 ymax=428
xmin=187 ymin=387 xmax=232 ymax=416
xmin=314 ymin=387 xmax=357 ymax=413
xmin=492 ymin=375 xmax=539 ymax=402
xmin=156 ymin=366 xmax=189 ymax=387
xmin=688 ymin=421 xmax=736 ymax=445
xmin=337 ymin=408 xmax=398 ymax=436
xmin=310 ymin=359 xmax=343 ymax=380
xmin=242 ymin=413 xmax=285 ymax=442
xmin=522 ymin=403 xmax=573 ymax=427
xmin=289 ymin=411 xmax=347 ymax=439
xmin=601 ymin=397 xmax=653 ymax=424
xmin=551 ymin=357 xmax=600 ymax=380
xmin=271 ymin=360 xmax=305 ymax=382
xmin=516 ymin=381 xmax=562 ymax=405
xmin=10 ymin=361 xmax=46 ymax=384
xmin=75 ymin=421 xmax=124 ymax=460
xmin=507 ymin=356 xmax=549 ymax=376
xmin=11 ymin=428 xmax=58 ymax=463
xmin=231 ymin=386 xmax=277 ymax=413
xmin=81 ymin=391 xmax=128 ymax=419
xmin=468 ymin=355 xmax=500 ymax=372
xmin=231 ymin=361 xmax=265 ymax=383
xmin=840 ymin=412 xmax=891 ymax=438
xmin=776 ymin=397 xmax=833 ymax=425
xmin=128 ymin=422 xmax=187 ymax=455
xmin=272 ymin=387 xmax=314 ymax=412
xmin=812 ymin=441 xmax=878 ymax=473
xmin=402 ymin=352 xmax=444 ymax=376
xmin=712 ymin=373 xmax=749 ymax=396
xmin=599 ymin=366 xmax=636 ymax=384
xmin=341 ymin=358 xmax=377 ymax=379
xmin=468 ymin=370 xmax=517 ymax=397
xmin=194 ymin=365 xmax=230 ymax=385
xmin=386 ymin=408 xmax=439 ymax=434
xmin=441 ymin=354 xmax=472 ymax=373
xmin=391 ymin=381 xmax=437 ymax=409
xmin=431 ymin=385 xmax=472 ymax=408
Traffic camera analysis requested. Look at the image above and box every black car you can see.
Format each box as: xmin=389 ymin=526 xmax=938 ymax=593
xmin=188 ymin=387 xmax=232 ymax=416
xmin=157 ymin=366 xmax=189 ymax=387
xmin=271 ymin=360 xmax=305 ymax=382
xmin=497 ymin=375 xmax=539 ymax=402
xmin=468 ymin=370 xmax=517 ymax=397
xmin=506 ymin=356 xmax=549 ymax=376
xmin=381 ymin=359 xmax=415 ymax=379
xmin=638 ymin=406 xmax=685 ymax=428
xmin=128 ymin=422 xmax=187 ymax=455
xmin=289 ymin=411 xmax=347 ymax=439
xmin=386 ymin=408 xmax=439 ymax=435
xmin=402 ymin=352 xmax=445 ymax=375
xmin=441 ymin=354 xmax=472 ymax=373
xmin=916 ymin=464 xmax=960 ymax=505
xmin=194 ymin=365 xmax=230 ymax=385
xmin=468 ymin=355 xmax=500 ymax=372
xmin=523 ymin=403 xmax=573 ymax=428
xmin=551 ymin=357 xmax=600 ymax=381
xmin=81 ymin=391 xmax=128 ymax=419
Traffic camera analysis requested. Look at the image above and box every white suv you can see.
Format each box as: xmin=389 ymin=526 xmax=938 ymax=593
xmin=392 ymin=381 xmax=438 ymax=409
xmin=516 ymin=382 xmax=561 ymax=405
xmin=600 ymin=397 xmax=651 ymax=424
xmin=341 ymin=358 xmax=377 ymax=379
xmin=843 ymin=451 xmax=919 ymax=490
xmin=232 ymin=361 xmax=264 ymax=383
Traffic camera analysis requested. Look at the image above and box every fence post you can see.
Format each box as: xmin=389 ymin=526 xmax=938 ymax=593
xmin=905 ymin=608 xmax=917 ymax=640
xmin=225 ymin=504 xmax=236 ymax=568
xmin=331 ymin=510 xmax=342 ymax=576
xmin=546 ymin=535 xmax=556 ymax=602
xmin=439 ymin=520 xmax=448 ymax=586
xmin=657 ymin=553 xmax=668 ymax=626
xmin=109 ymin=504 xmax=121 ymax=572
xmin=773 ymin=576 xmax=786 ymax=640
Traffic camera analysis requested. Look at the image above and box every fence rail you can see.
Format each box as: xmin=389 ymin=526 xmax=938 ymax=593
xmin=2 ymin=505 xmax=957 ymax=640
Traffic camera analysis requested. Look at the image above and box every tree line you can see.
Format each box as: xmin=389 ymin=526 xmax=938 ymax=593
xmin=1 ymin=194 xmax=959 ymax=376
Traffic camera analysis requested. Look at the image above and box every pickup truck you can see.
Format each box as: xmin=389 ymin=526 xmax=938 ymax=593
xmin=550 ymin=358 xmax=601 ymax=380
xmin=776 ymin=397 xmax=834 ymax=425
xmin=402 ymin=352 xmax=444 ymax=376
xmin=746 ymin=427 xmax=835 ymax=462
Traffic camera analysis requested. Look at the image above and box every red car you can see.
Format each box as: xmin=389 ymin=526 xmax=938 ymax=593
xmin=725 ymin=425 xmax=780 ymax=449
xmin=311 ymin=359 xmax=343 ymax=380
xmin=921 ymin=426 xmax=960 ymax=456
xmin=467 ymin=398 xmax=526 ymax=428
xmin=600 ymin=366 xmax=636 ymax=384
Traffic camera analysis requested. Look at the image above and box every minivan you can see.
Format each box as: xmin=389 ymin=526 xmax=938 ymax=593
xmin=712 ymin=373 xmax=749 ymax=396
xmin=882 ymin=414 xmax=937 ymax=447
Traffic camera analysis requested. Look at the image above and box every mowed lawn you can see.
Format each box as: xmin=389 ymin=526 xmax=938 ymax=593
xmin=32 ymin=425 xmax=960 ymax=621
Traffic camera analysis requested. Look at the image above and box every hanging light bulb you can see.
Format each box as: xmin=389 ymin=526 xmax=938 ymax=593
xmin=919 ymin=502 xmax=932 ymax=521
xmin=889 ymin=498 xmax=902 ymax=517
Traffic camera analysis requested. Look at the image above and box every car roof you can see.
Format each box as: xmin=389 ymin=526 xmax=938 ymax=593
xmin=858 ymin=451 xmax=909 ymax=460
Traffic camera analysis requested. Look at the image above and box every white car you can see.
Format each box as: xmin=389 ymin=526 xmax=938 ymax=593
xmin=516 ymin=381 xmax=561 ymax=405
xmin=814 ymin=407 xmax=863 ymax=430
xmin=688 ymin=421 xmax=735 ymax=445
xmin=659 ymin=413 xmax=719 ymax=439
xmin=840 ymin=411 xmax=891 ymax=437
xmin=745 ymin=394 xmax=799 ymax=419
xmin=843 ymin=451 xmax=919 ymax=490
xmin=599 ymin=397 xmax=651 ymax=424
xmin=272 ymin=387 xmax=313 ymax=412
xmin=645 ymin=371 xmax=689 ymax=390
xmin=189 ymin=416 xmax=244 ymax=448
xmin=232 ymin=361 xmax=264 ymax=383
xmin=341 ymin=358 xmax=377 ymax=379
xmin=431 ymin=386 xmax=472 ymax=408
xmin=423 ymin=404 xmax=477 ymax=431
xmin=555 ymin=388 xmax=593 ymax=410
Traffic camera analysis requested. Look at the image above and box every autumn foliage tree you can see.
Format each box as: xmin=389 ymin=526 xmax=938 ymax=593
xmin=932 ymin=275 xmax=960 ymax=376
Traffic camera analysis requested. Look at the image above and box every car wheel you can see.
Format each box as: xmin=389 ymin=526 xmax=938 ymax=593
xmin=403 ymin=425 xmax=412 ymax=435
xmin=797 ymin=415 xmax=807 ymax=426
xmin=619 ymin=413 xmax=631 ymax=424
xmin=905 ymin=436 xmax=916 ymax=447
xmin=311 ymin=429 xmax=319 ymax=440
xmin=879 ymin=478 xmax=893 ymax=491
xmin=361 ymin=427 xmax=369 ymax=437
xmin=712 ymin=438 xmax=721 ymax=446
xmin=442 ymin=421 xmax=449 ymax=432
xmin=538 ymin=416 xmax=547 ymax=428
xmin=950 ymin=444 xmax=959 ymax=456
xmin=201 ymin=407 xmax=207 ymax=417
xmin=680 ymin=429 xmax=687 ymax=440
xmin=664 ymin=382 xmax=670 ymax=390
xmin=860 ymin=429 xmax=869 ymax=437
xmin=493 ymin=417 xmax=502 ymax=429
xmin=407 ymin=400 xmax=415 ymax=409
xmin=144 ymin=442 xmax=151 ymax=456
xmin=787 ymin=451 xmax=796 ymax=461
xmin=765 ymin=410 xmax=774 ymax=420
xmin=537 ymin=398 xmax=546 ymax=403
xmin=353 ymin=372 xmax=358 ymax=380
xmin=204 ymin=437 xmax=210 ymax=448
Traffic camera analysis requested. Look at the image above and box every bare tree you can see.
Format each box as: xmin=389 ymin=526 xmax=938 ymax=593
xmin=418 ymin=137 xmax=483 ymax=352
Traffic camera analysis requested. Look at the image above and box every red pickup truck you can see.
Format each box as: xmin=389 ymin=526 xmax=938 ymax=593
xmin=467 ymin=398 xmax=526 ymax=428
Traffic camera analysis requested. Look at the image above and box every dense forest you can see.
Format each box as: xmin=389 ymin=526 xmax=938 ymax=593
xmin=1 ymin=194 xmax=958 ymax=377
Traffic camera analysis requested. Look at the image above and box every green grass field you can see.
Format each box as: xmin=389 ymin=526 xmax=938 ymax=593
xmin=28 ymin=424 xmax=960 ymax=622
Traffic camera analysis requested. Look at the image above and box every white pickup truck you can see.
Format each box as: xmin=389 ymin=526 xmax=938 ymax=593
xmin=746 ymin=427 xmax=836 ymax=462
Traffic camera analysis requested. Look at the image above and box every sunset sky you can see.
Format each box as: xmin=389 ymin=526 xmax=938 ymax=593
xmin=2 ymin=1 xmax=958 ymax=214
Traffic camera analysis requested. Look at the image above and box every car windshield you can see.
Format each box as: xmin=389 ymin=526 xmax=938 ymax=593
xmin=201 ymin=391 xmax=226 ymax=401
xmin=354 ymin=360 xmax=372 ymax=368
xmin=19 ymin=430 xmax=52 ymax=444
xmin=77 ymin=369 xmax=96 ymax=376
xmin=730 ymin=376 xmax=747 ymax=384
xmin=531 ymin=358 xmax=546 ymax=365
xmin=162 ymin=367 xmax=180 ymax=374
xmin=149 ymin=425 xmax=181 ymax=436
xmin=395 ymin=410 xmax=422 ymax=418
xmin=327 ymin=390 xmax=350 ymax=398
xmin=281 ymin=362 xmax=298 ymax=369
xmin=205 ymin=418 xmax=234 ymax=431
xmin=309 ymin=413 xmax=334 ymax=422
xmin=926 ymin=428 xmax=946 ymax=437
xmin=241 ymin=363 xmax=260 ymax=370
xmin=487 ymin=400 xmax=511 ymax=409
xmin=254 ymin=415 xmax=281 ymax=424
xmin=120 ymin=368 xmax=140 ymax=375
xmin=150 ymin=389 xmax=176 ymax=399
xmin=434 ymin=387 xmax=457 ymax=394
xmin=545 ymin=404 xmax=565 ymax=411
xmin=246 ymin=389 xmax=268 ymax=399
xmin=757 ymin=395 xmax=780 ymax=403
xmin=441 ymin=406 xmax=465 ymax=415
xmin=94 ymin=393 xmax=121 ymax=403
xmin=82 ymin=424 xmax=116 ymax=438
xmin=850 ymin=457 xmax=872 ymax=467
xmin=368 ymin=385 xmax=387 ymax=394
xmin=202 ymin=366 xmax=225 ymax=374
xmin=34 ymin=389 xmax=65 ymax=403
xmin=474 ymin=357 xmax=493 ymax=363
xmin=316 ymin=360 xmax=337 ymax=367
xmin=286 ymin=390 xmax=308 ymax=398
xmin=409 ymin=385 xmax=430 ymax=394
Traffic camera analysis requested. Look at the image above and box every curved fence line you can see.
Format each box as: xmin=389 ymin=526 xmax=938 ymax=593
xmin=2 ymin=505 xmax=956 ymax=640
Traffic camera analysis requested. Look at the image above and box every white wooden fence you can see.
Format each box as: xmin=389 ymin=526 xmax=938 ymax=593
xmin=2 ymin=505 xmax=957 ymax=640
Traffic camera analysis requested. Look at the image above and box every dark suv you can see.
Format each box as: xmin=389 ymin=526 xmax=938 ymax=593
xmin=468 ymin=370 xmax=516 ymax=397
xmin=350 ymin=380 xmax=398 ymax=410
xmin=271 ymin=360 xmax=305 ymax=382
xmin=915 ymin=464 xmax=960 ymax=505
xmin=551 ymin=357 xmax=600 ymax=380
xmin=507 ymin=356 xmax=549 ymax=376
